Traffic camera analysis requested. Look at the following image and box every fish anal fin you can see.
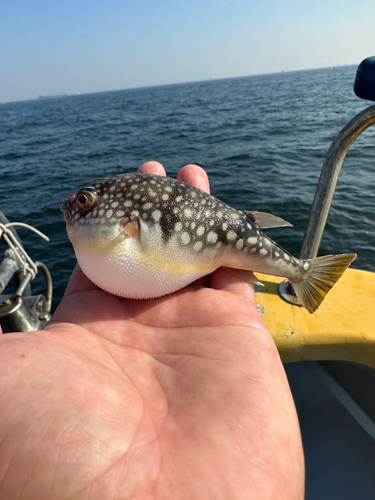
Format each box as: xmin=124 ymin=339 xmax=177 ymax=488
xmin=292 ymin=253 xmax=357 ymax=314
xmin=242 ymin=210 xmax=293 ymax=229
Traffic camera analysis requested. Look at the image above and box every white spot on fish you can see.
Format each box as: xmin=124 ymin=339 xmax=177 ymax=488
xmin=230 ymin=213 xmax=240 ymax=220
xmin=197 ymin=226 xmax=205 ymax=236
xmin=184 ymin=208 xmax=192 ymax=218
xmin=117 ymin=210 xmax=125 ymax=217
xmin=174 ymin=222 xmax=183 ymax=232
xmin=161 ymin=194 xmax=169 ymax=201
xmin=303 ymin=262 xmax=310 ymax=271
xmin=207 ymin=231 xmax=218 ymax=244
xmin=124 ymin=200 xmax=132 ymax=207
xmin=222 ymin=223 xmax=228 ymax=231
xmin=247 ymin=237 xmax=258 ymax=245
xmin=193 ymin=241 xmax=203 ymax=252
xmin=227 ymin=231 xmax=236 ymax=241
xmin=259 ymin=248 xmax=268 ymax=256
xmin=143 ymin=202 xmax=152 ymax=210
xmin=176 ymin=196 xmax=183 ymax=202
xmin=181 ymin=232 xmax=191 ymax=245
xmin=152 ymin=210 xmax=161 ymax=222
xmin=236 ymin=239 xmax=244 ymax=250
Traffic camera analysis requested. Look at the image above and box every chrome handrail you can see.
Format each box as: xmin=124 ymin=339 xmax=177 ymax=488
xmin=300 ymin=104 xmax=375 ymax=260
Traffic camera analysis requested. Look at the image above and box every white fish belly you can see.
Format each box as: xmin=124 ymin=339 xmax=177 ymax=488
xmin=74 ymin=247 xmax=212 ymax=299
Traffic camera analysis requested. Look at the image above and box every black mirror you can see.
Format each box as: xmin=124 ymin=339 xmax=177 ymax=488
xmin=354 ymin=56 xmax=375 ymax=101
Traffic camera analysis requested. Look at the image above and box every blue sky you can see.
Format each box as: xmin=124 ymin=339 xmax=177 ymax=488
xmin=1 ymin=0 xmax=375 ymax=102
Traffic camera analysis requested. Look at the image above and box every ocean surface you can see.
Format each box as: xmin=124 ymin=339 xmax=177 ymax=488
xmin=1 ymin=65 xmax=374 ymax=310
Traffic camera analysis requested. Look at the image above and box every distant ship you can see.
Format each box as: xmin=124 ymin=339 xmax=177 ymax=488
xmin=38 ymin=92 xmax=68 ymax=99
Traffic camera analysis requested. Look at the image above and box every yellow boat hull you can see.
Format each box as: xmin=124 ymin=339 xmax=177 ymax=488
xmin=255 ymin=268 xmax=375 ymax=368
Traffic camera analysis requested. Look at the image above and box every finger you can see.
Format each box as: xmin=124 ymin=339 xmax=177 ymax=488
xmin=138 ymin=161 xmax=166 ymax=176
xmin=209 ymin=267 xmax=258 ymax=305
xmin=177 ymin=164 xmax=210 ymax=193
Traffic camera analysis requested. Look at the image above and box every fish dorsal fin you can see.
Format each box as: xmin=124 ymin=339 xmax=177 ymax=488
xmin=241 ymin=211 xmax=293 ymax=229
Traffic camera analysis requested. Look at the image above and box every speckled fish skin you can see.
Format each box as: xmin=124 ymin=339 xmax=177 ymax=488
xmin=61 ymin=172 xmax=356 ymax=313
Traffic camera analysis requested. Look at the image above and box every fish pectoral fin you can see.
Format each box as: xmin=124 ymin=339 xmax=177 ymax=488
xmin=122 ymin=214 xmax=142 ymax=238
xmin=124 ymin=221 xmax=139 ymax=238
xmin=241 ymin=210 xmax=293 ymax=229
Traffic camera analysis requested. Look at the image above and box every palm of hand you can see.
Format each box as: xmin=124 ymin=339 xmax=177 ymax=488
xmin=0 ymin=164 xmax=304 ymax=500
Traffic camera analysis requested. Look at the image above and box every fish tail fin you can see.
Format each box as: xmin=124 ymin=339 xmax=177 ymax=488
xmin=292 ymin=253 xmax=357 ymax=314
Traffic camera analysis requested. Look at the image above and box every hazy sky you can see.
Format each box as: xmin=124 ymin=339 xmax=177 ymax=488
xmin=1 ymin=0 xmax=375 ymax=102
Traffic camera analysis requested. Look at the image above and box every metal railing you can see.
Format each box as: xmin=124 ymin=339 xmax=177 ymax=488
xmin=300 ymin=105 xmax=375 ymax=260
xmin=0 ymin=213 xmax=52 ymax=332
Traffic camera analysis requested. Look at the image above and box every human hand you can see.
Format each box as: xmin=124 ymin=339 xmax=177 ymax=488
xmin=0 ymin=162 xmax=304 ymax=500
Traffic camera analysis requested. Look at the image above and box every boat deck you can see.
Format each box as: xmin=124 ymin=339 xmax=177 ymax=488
xmin=287 ymin=361 xmax=375 ymax=499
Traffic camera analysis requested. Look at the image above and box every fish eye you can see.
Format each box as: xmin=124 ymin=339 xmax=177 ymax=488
xmin=76 ymin=190 xmax=96 ymax=210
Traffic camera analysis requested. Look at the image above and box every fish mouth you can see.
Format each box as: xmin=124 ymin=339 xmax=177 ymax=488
xmin=60 ymin=200 xmax=71 ymax=222
xmin=60 ymin=194 xmax=77 ymax=222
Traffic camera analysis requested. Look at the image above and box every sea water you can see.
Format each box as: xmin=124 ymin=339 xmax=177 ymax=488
xmin=1 ymin=65 xmax=374 ymax=309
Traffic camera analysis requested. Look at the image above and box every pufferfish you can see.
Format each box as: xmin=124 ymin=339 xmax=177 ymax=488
xmin=61 ymin=172 xmax=356 ymax=313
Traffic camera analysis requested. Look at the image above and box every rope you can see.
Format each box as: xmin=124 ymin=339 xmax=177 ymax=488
xmin=0 ymin=222 xmax=49 ymax=280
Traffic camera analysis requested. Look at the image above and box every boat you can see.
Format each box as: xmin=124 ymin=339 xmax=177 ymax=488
xmin=255 ymin=55 xmax=375 ymax=499
xmin=38 ymin=91 xmax=68 ymax=99
xmin=256 ymin=55 xmax=375 ymax=368
xmin=2 ymin=56 xmax=375 ymax=498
